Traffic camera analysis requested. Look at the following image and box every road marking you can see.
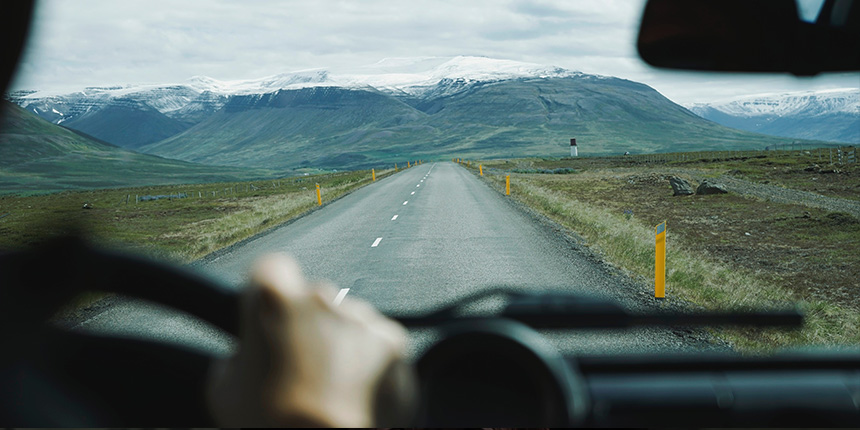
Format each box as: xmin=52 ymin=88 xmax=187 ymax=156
xmin=416 ymin=184 xmax=420 ymax=187
xmin=421 ymin=180 xmax=424 ymax=182
xmin=403 ymin=201 xmax=408 ymax=205
xmin=391 ymin=215 xmax=398 ymax=220
xmin=333 ymin=288 xmax=350 ymax=306
xmin=411 ymin=191 xmax=415 ymax=195
xmin=371 ymin=237 xmax=382 ymax=247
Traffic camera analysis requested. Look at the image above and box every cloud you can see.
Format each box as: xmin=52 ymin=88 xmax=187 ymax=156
xmin=9 ymin=0 xmax=857 ymax=104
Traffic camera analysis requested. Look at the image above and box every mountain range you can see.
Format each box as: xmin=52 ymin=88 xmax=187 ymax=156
xmin=0 ymin=100 xmax=269 ymax=194
xmin=6 ymin=56 xmax=825 ymax=171
xmin=686 ymin=89 xmax=859 ymax=144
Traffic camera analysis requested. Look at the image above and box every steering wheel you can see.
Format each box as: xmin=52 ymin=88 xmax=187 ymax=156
xmin=0 ymin=237 xmax=240 ymax=426
xmin=0 ymin=237 xmax=584 ymax=426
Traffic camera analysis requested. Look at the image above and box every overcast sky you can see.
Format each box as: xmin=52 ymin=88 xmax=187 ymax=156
xmin=10 ymin=0 xmax=859 ymax=105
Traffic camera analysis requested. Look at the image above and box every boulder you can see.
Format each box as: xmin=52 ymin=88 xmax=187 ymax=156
xmin=696 ymin=180 xmax=728 ymax=195
xmin=669 ymin=176 xmax=694 ymax=196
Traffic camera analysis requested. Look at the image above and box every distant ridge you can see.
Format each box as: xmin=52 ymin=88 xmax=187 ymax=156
xmin=686 ymin=89 xmax=859 ymax=144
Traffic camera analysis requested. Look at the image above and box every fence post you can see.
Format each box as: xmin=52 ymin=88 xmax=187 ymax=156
xmin=655 ymin=221 xmax=667 ymax=299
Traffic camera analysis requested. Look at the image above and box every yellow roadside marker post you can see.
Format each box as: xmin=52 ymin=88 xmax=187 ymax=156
xmin=506 ymin=175 xmax=511 ymax=195
xmin=655 ymin=221 xmax=667 ymax=299
xmin=479 ymin=164 xmax=483 ymax=176
xmin=408 ymin=161 xmax=411 ymax=168
xmin=372 ymin=169 xmax=376 ymax=181
xmin=316 ymin=183 xmax=322 ymax=206
xmin=395 ymin=163 xmax=398 ymax=172
xmin=458 ymin=158 xmax=460 ymax=163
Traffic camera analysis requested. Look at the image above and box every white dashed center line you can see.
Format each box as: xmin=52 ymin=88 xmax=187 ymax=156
xmin=416 ymin=184 xmax=420 ymax=187
xmin=391 ymin=215 xmax=398 ymax=220
xmin=333 ymin=288 xmax=350 ymax=306
xmin=403 ymin=201 xmax=408 ymax=205
xmin=371 ymin=237 xmax=383 ymax=247
xmin=411 ymin=191 xmax=415 ymax=195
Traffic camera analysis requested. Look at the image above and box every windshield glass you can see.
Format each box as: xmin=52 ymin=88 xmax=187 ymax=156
xmin=1 ymin=0 xmax=858 ymax=358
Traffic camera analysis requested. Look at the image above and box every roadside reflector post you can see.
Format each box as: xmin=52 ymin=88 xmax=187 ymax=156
xmin=408 ymin=161 xmax=411 ymax=168
xmin=458 ymin=158 xmax=460 ymax=163
xmin=479 ymin=164 xmax=483 ymax=176
xmin=506 ymin=175 xmax=511 ymax=196
xmin=655 ymin=221 xmax=667 ymax=299
xmin=316 ymin=183 xmax=322 ymax=206
xmin=372 ymin=168 xmax=376 ymax=181
xmin=395 ymin=163 xmax=398 ymax=171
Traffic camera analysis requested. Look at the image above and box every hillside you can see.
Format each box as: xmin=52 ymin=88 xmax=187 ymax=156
xmin=687 ymin=89 xmax=859 ymax=144
xmin=141 ymin=75 xmax=792 ymax=170
xmin=60 ymin=98 xmax=192 ymax=149
xmin=10 ymin=57 xmax=814 ymax=170
xmin=0 ymin=101 xmax=270 ymax=194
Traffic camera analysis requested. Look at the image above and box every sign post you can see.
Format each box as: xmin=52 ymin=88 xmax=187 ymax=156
xmin=655 ymin=221 xmax=666 ymax=299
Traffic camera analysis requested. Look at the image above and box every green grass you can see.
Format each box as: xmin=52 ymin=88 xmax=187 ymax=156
xmin=0 ymin=168 xmax=395 ymax=263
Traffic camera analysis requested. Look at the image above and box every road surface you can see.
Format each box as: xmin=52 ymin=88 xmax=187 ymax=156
xmin=74 ymin=162 xmax=725 ymax=357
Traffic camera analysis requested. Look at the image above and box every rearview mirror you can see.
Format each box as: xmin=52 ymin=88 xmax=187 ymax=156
xmin=637 ymin=0 xmax=860 ymax=76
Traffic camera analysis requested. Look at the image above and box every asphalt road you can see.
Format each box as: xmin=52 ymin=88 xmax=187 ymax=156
xmin=74 ymin=162 xmax=726 ymax=358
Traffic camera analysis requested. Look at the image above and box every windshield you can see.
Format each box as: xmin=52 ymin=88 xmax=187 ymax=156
xmin=1 ymin=0 xmax=858 ymax=358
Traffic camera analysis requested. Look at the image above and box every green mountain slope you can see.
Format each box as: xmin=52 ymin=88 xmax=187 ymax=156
xmin=142 ymin=87 xmax=426 ymax=168
xmin=140 ymin=77 xmax=804 ymax=170
xmin=0 ymin=101 xmax=271 ymax=194
xmin=62 ymin=99 xmax=192 ymax=149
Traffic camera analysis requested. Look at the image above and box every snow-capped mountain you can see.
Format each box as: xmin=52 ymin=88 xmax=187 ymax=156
xmin=4 ymin=55 xmax=796 ymax=171
xmin=5 ymin=56 xmax=589 ymax=148
xmin=11 ymin=56 xmax=584 ymax=114
xmin=686 ymin=89 xmax=859 ymax=143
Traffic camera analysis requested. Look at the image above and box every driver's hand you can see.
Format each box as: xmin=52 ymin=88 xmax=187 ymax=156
xmin=205 ymin=253 xmax=410 ymax=427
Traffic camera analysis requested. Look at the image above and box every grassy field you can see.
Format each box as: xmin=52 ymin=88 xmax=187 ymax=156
xmin=0 ymin=168 xmax=395 ymax=263
xmin=464 ymin=149 xmax=859 ymax=352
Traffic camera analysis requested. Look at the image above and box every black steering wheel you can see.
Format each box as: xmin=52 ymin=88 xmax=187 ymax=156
xmin=0 ymin=237 xmax=583 ymax=426
xmin=0 ymin=237 xmax=240 ymax=426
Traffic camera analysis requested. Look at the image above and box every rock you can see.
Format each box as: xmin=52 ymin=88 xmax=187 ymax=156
xmin=696 ymin=180 xmax=728 ymax=195
xmin=82 ymin=203 xmax=92 ymax=209
xmin=669 ymin=176 xmax=694 ymax=196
